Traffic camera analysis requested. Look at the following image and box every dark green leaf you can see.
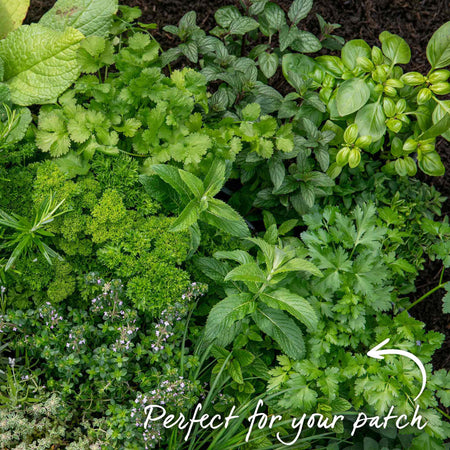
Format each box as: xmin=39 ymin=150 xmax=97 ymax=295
xmin=253 ymin=306 xmax=305 ymax=359
xmin=259 ymin=288 xmax=318 ymax=329
xmin=259 ymin=52 xmax=279 ymax=78
xmin=288 ymin=0 xmax=313 ymax=25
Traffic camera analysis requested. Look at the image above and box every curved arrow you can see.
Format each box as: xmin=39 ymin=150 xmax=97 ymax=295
xmin=367 ymin=338 xmax=426 ymax=402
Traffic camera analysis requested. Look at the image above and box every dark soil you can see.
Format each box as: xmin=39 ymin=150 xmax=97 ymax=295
xmin=27 ymin=0 xmax=450 ymax=392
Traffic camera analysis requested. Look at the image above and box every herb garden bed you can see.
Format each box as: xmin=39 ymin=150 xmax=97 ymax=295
xmin=1 ymin=0 xmax=450 ymax=449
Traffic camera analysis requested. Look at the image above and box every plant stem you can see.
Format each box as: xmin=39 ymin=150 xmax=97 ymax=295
xmin=406 ymin=281 xmax=446 ymax=311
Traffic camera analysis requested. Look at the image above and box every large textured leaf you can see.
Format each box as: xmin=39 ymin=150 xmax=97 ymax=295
xmin=259 ymin=288 xmax=318 ymax=329
xmin=0 ymin=0 xmax=30 ymax=39
xmin=288 ymin=0 xmax=313 ymax=25
xmin=205 ymin=294 xmax=254 ymax=344
xmin=0 ymin=24 xmax=84 ymax=106
xmin=40 ymin=0 xmax=118 ymax=37
xmin=253 ymin=306 xmax=305 ymax=360
xmin=202 ymin=210 xmax=250 ymax=238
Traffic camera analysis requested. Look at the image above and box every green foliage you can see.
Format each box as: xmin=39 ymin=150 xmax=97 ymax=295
xmin=0 ymin=193 xmax=68 ymax=272
xmin=1 ymin=2 xmax=450 ymax=449
xmin=199 ymin=220 xmax=321 ymax=359
xmin=0 ymin=0 xmax=118 ymax=106
xmin=0 ymin=0 xmax=29 ymax=39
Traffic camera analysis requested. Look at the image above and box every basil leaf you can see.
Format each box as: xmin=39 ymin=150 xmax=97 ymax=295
xmin=427 ymin=21 xmax=450 ymax=69
xmin=355 ymin=102 xmax=386 ymax=141
xmin=336 ymin=78 xmax=370 ymax=116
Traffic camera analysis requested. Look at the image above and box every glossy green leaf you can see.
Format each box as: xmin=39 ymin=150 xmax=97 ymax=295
xmin=290 ymin=31 xmax=322 ymax=53
xmin=421 ymin=112 xmax=450 ymax=141
xmin=225 ymin=263 xmax=267 ymax=283
xmin=355 ymin=102 xmax=386 ymax=141
xmin=379 ymin=31 xmax=411 ymax=65
xmin=341 ymin=40 xmax=371 ymax=70
xmin=418 ymin=151 xmax=445 ymax=176
xmin=427 ymin=21 xmax=450 ymax=69
xmin=336 ymin=78 xmax=370 ymax=116
xmin=432 ymin=101 xmax=450 ymax=141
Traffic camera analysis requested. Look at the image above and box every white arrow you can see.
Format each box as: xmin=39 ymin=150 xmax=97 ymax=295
xmin=367 ymin=338 xmax=427 ymax=402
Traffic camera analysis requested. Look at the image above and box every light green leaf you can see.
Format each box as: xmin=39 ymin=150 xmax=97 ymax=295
xmin=151 ymin=164 xmax=192 ymax=203
xmin=0 ymin=24 xmax=84 ymax=106
xmin=3 ymin=106 xmax=31 ymax=144
xmin=203 ymin=159 xmax=226 ymax=197
xmin=341 ymin=40 xmax=371 ymax=70
xmin=420 ymin=113 xmax=450 ymax=141
xmin=207 ymin=198 xmax=246 ymax=223
xmin=268 ymin=158 xmax=285 ymax=190
xmin=379 ymin=31 xmax=411 ymax=65
xmin=259 ymin=52 xmax=279 ymax=79
xmin=288 ymin=0 xmax=313 ymax=25
xmin=0 ymin=0 xmax=29 ymax=39
xmin=442 ymin=283 xmax=450 ymax=314
xmin=274 ymin=257 xmax=322 ymax=277
xmin=259 ymin=288 xmax=318 ymax=329
xmin=253 ymin=306 xmax=305 ymax=359
xmin=355 ymin=102 xmax=386 ymax=141
xmin=233 ymin=349 xmax=255 ymax=367
xmin=170 ymin=200 xmax=200 ymax=232
xmin=336 ymin=78 xmax=370 ymax=116
xmin=40 ymin=0 xmax=118 ymax=37
xmin=202 ymin=210 xmax=250 ymax=237
xmin=426 ymin=21 xmax=450 ymax=69
xmin=225 ymin=263 xmax=267 ymax=283
xmin=178 ymin=169 xmax=204 ymax=198
xmin=54 ymin=151 xmax=90 ymax=178
xmin=418 ymin=151 xmax=445 ymax=176
xmin=242 ymin=103 xmax=261 ymax=121
xmin=229 ymin=359 xmax=244 ymax=384
xmin=432 ymin=101 xmax=450 ymax=141
xmin=246 ymin=237 xmax=275 ymax=269
xmin=214 ymin=250 xmax=253 ymax=265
